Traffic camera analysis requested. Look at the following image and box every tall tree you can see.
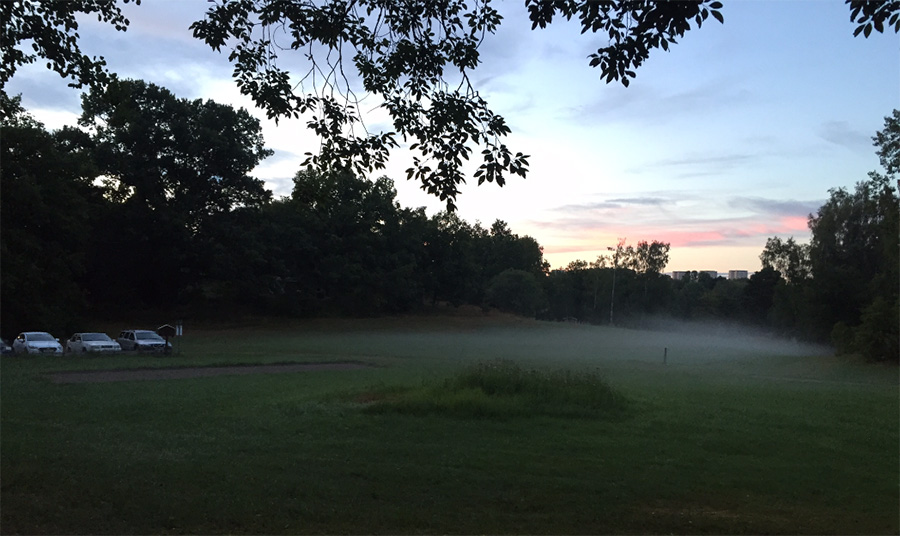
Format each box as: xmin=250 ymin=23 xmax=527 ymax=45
xmin=0 ymin=96 xmax=99 ymax=336
xmin=629 ymin=240 xmax=671 ymax=274
xmin=807 ymin=174 xmax=897 ymax=336
xmin=78 ymin=79 xmax=273 ymax=307
xmin=761 ymin=110 xmax=900 ymax=359
xmin=284 ymin=169 xmax=425 ymax=314
xmin=740 ymin=266 xmax=782 ymax=325
xmin=80 ymin=79 xmax=272 ymax=230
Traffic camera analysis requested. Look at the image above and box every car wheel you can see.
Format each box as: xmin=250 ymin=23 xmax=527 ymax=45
xmin=82 ymin=347 xmax=87 ymax=353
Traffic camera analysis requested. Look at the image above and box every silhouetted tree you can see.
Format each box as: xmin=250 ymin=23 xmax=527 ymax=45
xmin=741 ymin=266 xmax=782 ymax=325
xmin=78 ymin=79 xmax=273 ymax=307
xmin=486 ymin=269 xmax=547 ymax=317
xmin=0 ymin=96 xmax=98 ymax=336
xmin=760 ymin=237 xmax=811 ymax=284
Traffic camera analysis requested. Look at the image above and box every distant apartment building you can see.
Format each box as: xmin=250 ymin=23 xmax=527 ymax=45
xmin=728 ymin=270 xmax=749 ymax=280
xmin=670 ymin=270 xmax=720 ymax=281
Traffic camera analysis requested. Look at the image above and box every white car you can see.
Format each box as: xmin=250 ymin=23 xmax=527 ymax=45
xmin=117 ymin=330 xmax=171 ymax=352
xmin=66 ymin=333 xmax=122 ymax=354
xmin=13 ymin=332 xmax=63 ymax=355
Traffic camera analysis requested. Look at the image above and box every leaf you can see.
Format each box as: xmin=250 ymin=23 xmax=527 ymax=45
xmin=711 ymin=10 xmax=724 ymax=24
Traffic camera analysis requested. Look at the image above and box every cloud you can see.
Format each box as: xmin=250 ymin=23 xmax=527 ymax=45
xmin=626 ymin=152 xmax=761 ymax=179
xmin=728 ymin=197 xmax=822 ymax=218
xmin=818 ymin=120 xmax=873 ymax=150
xmin=522 ymin=190 xmax=819 ymax=256
xmin=567 ymin=76 xmax=754 ymax=126
xmin=4 ymin=67 xmax=83 ymax=114
xmin=606 ymin=197 xmax=671 ymax=205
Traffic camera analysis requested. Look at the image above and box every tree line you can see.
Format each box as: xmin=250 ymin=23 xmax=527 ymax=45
xmin=1 ymin=81 xmax=896 ymax=362
xmin=1 ymin=80 xmax=550 ymax=333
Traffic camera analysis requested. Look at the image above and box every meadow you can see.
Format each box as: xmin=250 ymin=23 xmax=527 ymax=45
xmin=2 ymin=313 xmax=897 ymax=534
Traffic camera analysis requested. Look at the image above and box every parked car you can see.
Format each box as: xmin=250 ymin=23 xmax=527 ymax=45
xmin=66 ymin=333 xmax=122 ymax=354
xmin=12 ymin=332 xmax=64 ymax=355
xmin=1 ymin=339 xmax=13 ymax=355
xmin=117 ymin=330 xmax=171 ymax=352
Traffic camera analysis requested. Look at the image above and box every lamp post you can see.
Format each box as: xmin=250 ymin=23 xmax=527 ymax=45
xmin=607 ymin=246 xmax=617 ymax=325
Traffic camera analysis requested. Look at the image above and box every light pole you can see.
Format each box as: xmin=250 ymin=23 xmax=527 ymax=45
xmin=607 ymin=246 xmax=617 ymax=325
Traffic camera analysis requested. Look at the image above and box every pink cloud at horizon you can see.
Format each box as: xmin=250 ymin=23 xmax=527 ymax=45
xmin=779 ymin=215 xmax=810 ymax=232
xmin=530 ymin=213 xmax=818 ymax=272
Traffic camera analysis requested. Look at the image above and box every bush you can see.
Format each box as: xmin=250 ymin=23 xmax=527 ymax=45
xmin=363 ymin=359 xmax=628 ymax=420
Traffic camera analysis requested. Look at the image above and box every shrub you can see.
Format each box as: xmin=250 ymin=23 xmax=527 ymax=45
xmin=363 ymin=359 xmax=628 ymax=420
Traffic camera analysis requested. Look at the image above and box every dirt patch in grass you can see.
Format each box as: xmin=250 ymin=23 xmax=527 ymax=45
xmin=47 ymin=362 xmax=375 ymax=384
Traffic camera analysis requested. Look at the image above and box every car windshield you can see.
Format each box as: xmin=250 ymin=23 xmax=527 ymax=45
xmin=28 ymin=333 xmax=55 ymax=342
xmin=82 ymin=333 xmax=112 ymax=342
xmin=136 ymin=332 xmax=164 ymax=341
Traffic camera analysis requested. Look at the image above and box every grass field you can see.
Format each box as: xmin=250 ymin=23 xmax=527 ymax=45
xmin=2 ymin=313 xmax=898 ymax=534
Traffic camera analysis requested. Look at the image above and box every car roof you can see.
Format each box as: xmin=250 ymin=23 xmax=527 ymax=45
xmin=23 ymin=331 xmax=52 ymax=335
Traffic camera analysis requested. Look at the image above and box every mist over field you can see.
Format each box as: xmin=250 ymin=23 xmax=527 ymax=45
xmin=612 ymin=317 xmax=834 ymax=360
xmin=262 ymin=314 xmax=860 ymax=386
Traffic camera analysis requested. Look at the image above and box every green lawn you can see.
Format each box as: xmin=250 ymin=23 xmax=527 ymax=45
xmin=2 ymin=314 xmax=897 ymax=534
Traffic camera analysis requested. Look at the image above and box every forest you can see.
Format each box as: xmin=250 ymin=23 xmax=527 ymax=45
xmin=1 ymin=80 xmax=897 ymax=362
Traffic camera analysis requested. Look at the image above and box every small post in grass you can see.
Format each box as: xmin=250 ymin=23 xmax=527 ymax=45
xmin=663 ymin=347 xmax=667 ymax=365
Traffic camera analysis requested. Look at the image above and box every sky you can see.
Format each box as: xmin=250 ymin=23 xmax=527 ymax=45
xmin=6 ymin=0 xmax=899 ymax=273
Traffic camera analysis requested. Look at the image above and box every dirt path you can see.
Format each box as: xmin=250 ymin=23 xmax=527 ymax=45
xmin=48 ymin=362 xmax=374 ymax=384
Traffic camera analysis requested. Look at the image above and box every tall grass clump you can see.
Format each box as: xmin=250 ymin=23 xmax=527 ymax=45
xmin=364 ymin=360 xmax=628 ymax=419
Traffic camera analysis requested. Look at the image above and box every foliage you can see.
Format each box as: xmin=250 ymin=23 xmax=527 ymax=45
xmin=80 ymin=79 xmax=273 ymax=227
xmin=189 ymin=0 xmax=527 ymax=209
xmin=629 ymin=240 xmax=671 ymax=274
xmin=848 ymin=0 xmax=900 ymax=38
xmin=75 ymin=79 xmax=273 ymax=308
xmin=0 ymin=0 xmax=138 ymax=117
xmin=761 ymin=110 xmax=900 ymax=360
xmin=849 ymin=296 xmax=899 ymax=362
xmin=485 ymin=269 xmax=546 ymax=316
xmin=527 ymin=0 xmax=724 ymax=86
xmin=184 ymin=0 xmax=732 ymax=208
xmin=0 ymin=99 xmax=99 ymax=336
xmin=807 ymin=173 xmax=898 ymax=342
xmin=759 ymin=236 xmax=811 ymax=283
xmin=4 ymin=1 xmax=898 ymax=208
xmin=740 ymin=267 xmax=781 ymax=325
xmin=874 ymin=109 xmax=900 ymax=174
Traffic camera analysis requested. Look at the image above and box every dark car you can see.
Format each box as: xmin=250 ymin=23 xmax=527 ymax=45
xmin=117 ymin=329 xmax=172 ymax=352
